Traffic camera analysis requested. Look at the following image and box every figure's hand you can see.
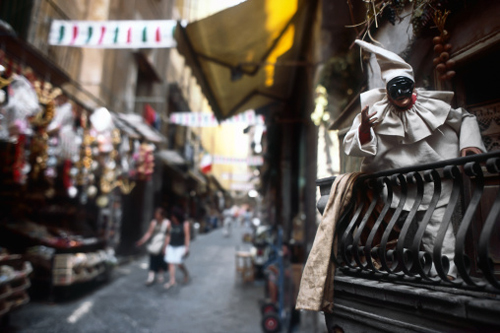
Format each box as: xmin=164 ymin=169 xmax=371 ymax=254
xmin=359 ymin=105 xmax=377 ymax=134
xmin=461 ymin=147 xmax=483 ymax=157
xmin=135 ymin=241 xmax=141 ymax=247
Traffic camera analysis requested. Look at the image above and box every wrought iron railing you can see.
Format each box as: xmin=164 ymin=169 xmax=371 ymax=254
xmin=317 ymin=151 xmax=500 ymax=292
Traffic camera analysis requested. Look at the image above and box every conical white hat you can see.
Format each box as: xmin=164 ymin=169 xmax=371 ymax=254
xmin=355 ymin=39 xmax=414 ymax=84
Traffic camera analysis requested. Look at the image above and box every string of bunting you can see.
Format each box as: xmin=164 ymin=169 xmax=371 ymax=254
xmin=169 ymin=110 xmax=265 ymax=127
xmin=48 ymin=20 xmax=179 ymax=48
xmin=213 ymin=155 xmax=263 ymax=166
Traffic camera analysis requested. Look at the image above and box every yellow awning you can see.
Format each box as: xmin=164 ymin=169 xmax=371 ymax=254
xmin=174 ymin=0 xmax=316 ymax=120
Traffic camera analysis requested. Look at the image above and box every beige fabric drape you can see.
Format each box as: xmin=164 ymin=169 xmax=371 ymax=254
xmin=295 ymin=173 xmax=361 ymax=313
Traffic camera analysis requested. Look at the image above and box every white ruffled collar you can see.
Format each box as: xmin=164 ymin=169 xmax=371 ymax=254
xmin=361 ymin=88 xmax=455 ymax=144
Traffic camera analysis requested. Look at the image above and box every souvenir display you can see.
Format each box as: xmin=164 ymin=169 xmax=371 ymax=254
xmin=0 ymin=60 xmax=138 ymax=297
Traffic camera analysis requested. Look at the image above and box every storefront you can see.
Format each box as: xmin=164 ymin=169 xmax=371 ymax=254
xmin=0 ymin=27 xmax=164 ymax=304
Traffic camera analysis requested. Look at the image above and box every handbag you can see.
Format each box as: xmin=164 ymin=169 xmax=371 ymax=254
xmin=146 ymin=220 xmax=167 ymax=255
xmin=146 ymin=233 xmax=165 ymax=255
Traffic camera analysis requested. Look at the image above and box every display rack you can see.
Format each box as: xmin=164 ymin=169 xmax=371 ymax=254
xmin=0 ymin=255 xmax=32 ymax=321
xmin=0 ymin=223 xmax=113 ymax=300
xmin=51 ymin=250 xmax=109 ymax=286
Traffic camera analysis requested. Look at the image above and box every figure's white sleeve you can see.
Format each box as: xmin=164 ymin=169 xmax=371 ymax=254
xmin=446 ymin=107 xmax=486 ymax=152
xmin=343 ymin=113 xmax=377 ymax=157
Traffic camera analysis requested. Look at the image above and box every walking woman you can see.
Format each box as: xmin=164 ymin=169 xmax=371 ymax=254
xmin=136 ymin=207 xmax=169 ymax=285
xmin=163 ymin=206 xmax=190 ymax=289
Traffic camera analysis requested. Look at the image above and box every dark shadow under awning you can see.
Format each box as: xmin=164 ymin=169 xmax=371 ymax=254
xmin=134 ymin=52 xmax=162 ymax=82
xmin=174 ymin=0 xmax=318 ymax=121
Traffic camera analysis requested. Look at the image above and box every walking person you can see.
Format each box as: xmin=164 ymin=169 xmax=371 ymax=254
xmin=222 ymin=206 xmax=234 ymax=237
xmin=163 ymin=206 xmax=190 ymax=289
xmin=136 ymin=207 xmax=169 ymax=286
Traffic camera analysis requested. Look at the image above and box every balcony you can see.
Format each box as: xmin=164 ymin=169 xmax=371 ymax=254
xmin=316 ymin=151 xmax=500 ymax=332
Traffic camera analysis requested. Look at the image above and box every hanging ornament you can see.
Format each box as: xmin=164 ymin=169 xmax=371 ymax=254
xmin=87 ymin=185 xmax=98 ymax=198
xmin=431 ymin=9 xmax=455 ymax=81
xmin=28 ymin=82 xmax=61 ymax=183
xmin=68 ymin=186 xmax=78 ymax=198
xmin=117 ymin=178 xmax=136 ymax=195
xmin=134 ymin=143 xmax=154 ymax=180
xmin=96 ymin=195 xmax=109 ymax=208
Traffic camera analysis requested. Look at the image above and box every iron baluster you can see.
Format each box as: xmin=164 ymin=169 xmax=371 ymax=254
xmin=330 ymin=199 xmax=356 ymax=267
xmin=478 ymin=158 xmax=500 ymax=290
xmin=411 ymin=169 xmax=441 ymax=281
xmin=379 ymin=173 xmax=407 ymax=274
xmin=351 ymin=179 xmax=381 ymax=270
xmin=340 ymin=194 xmax=366 ymax=269
xmin=364 ymin=177 xmax=393 ymax=273
xmin=433 ymin=165 xmax=462 ymax=282
xmin=396 ymin=172 xmax=424 ymax=276
xmin=455 ymin=162 xmax=486 ymax=288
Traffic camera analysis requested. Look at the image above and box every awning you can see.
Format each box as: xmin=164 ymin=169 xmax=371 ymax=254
xmin=174 ymin=0 xmax=317 ymax=120
xmin=187 ymin=169 xmax=207 ymax=186
xmin=111 ymin=113 xmax=141 ymax=139
xmin=156 ymin=149 xmax=188 ymax=182
xmin=118 ymin=113 xmax=166 ymax=144
xmin=0 ymin=27 xmax=70 ymax=87
xmin=208 ymin=174 xmax=226 ymax=192
xmin=0 ymin=24 xmax=109 ymax=112
xmin=156 ymin=149 xmax=186 ymax=165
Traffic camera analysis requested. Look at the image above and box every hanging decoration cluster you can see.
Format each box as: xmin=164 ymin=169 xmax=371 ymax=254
xmin=29 ymin=82 xmax=61 ymax=182
xmin=348 ymin=0 xmax=455 ymax=39
xmin=348 ymin=1 xmax=458 ymax=81
xmin=431 ymin=10 xmax=455 ymax=81
xmin=0 ymin=51 xmax=147 ymax=203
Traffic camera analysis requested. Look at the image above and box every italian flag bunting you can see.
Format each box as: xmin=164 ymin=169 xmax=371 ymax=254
xmin=49 ymin=20 xmax=179 ymax=48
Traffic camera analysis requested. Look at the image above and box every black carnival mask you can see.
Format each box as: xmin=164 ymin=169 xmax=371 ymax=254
xmin=387 ymin=77 xmax=414 ymax=100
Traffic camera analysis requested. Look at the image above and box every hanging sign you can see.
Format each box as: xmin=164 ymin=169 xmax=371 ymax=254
xmin=48 ymin=20 xmax=179 ymax=48
xmin=169 ymin=110 xmax=265 ymax=127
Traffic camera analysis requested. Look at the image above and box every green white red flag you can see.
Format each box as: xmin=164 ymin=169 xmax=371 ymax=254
xmin=200 ymin=154 xmax=213 ymax=174
xmin=48 ymin=20 xmax=180 ymax=48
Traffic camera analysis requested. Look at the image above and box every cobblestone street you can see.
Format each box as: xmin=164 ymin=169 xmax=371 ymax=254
xmin=7 ymin=226 xmax=269 ymax=333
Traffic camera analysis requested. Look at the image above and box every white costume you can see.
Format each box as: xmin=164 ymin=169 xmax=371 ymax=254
xmin=343 ymin=40 xmax=486 ymax=277
xmin=344 ymin=88 xmax=485 ymax=210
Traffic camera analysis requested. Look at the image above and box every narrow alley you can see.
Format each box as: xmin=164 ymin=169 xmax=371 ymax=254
xmin=7 ymin=225 xmax=268 ymax=333
xmin=1 ymin=1 xmax=499 ymax=332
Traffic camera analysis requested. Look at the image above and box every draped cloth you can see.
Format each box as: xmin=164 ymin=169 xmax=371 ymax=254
xmin=295 ymin=173 xmax=362 ymax=313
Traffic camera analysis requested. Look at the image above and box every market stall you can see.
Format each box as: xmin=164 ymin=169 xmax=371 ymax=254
xmin=0 ymin=52 xmax=142 ymax=299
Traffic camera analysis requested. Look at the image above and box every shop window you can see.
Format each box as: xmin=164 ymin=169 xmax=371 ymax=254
xmin=456 ymin=44 xmax=500 ymax=153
